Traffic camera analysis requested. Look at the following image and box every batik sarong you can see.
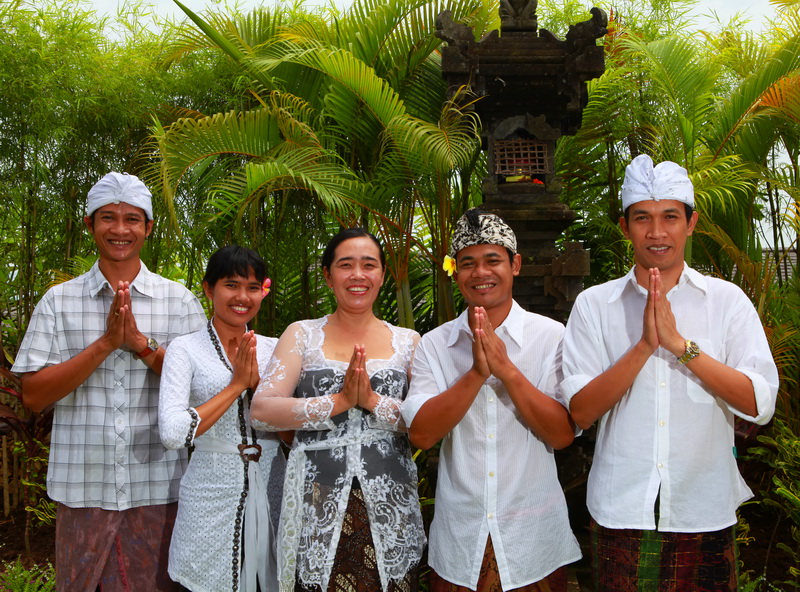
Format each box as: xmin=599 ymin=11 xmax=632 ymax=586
xmin=429 ymin=536 xmax=569 ymax=592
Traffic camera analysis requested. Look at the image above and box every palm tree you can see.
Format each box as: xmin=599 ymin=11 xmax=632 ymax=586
xmin=147 ymin=0 xmax=496 ymax=331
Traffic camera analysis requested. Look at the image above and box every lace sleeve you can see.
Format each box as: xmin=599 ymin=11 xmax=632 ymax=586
xmin=250 ymin=322 xmax=336 ymax=431
xmin=367 ymin=395 xmax=406 ymax=431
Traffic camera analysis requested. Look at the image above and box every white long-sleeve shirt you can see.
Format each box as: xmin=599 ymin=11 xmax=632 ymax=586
xmin=402 ymin=301 xmax=581 ymax=591
xmin=560 ymin=265 xmax=779 ymax=533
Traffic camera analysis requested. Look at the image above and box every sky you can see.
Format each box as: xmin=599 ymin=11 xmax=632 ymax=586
xmin=89 ymin=0 xmax=780 ymax=33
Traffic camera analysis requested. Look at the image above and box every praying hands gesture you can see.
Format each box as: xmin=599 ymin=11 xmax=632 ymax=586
xmin=229 ymin=331 xmax=260 ymax=393
xmin=105 ymin=281 xmax=152 ymax=355
xmin=339 ymin=345 xmax=380 ymax=412
xmin=642 ymin=268 xmax=687 ymax=358
xmin=469 ymin=306 xmax=514 ymax=382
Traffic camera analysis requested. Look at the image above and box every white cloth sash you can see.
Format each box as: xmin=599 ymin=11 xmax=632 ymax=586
xmin=193 ymin=436 xmax=278 ymax=592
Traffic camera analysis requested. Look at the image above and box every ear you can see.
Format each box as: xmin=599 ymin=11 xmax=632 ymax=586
xmin=619 ymin=216 xmax=630 ymax=240
xmin=686 ymin=210 xmax=699 ymax=235
xmin=84 ymin=215 xmax=94 ymax=234
xmin=144 ymin=219 xmax=154 ymax=238
xmin=323 ymin=267 xmax=333 ymax=289
xmin=202 ymin=281 xmax=214 ymax=302
xmin=511 ymin=253 xmax=522 ymax=277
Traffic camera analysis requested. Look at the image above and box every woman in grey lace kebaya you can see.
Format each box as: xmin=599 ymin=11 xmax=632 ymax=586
xmin=159 ymin=246 xmax=285 ymax=592
xmin=250 ymin=228 xmax=425 ymax=592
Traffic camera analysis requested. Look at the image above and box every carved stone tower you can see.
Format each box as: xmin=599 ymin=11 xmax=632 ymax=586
xmin=437 ymin=1 xmax=607 ymax=320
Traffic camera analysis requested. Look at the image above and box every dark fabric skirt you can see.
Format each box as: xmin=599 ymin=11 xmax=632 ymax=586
xmin=55 ymin=502 xmax=181 ymax=592
xmin=590 ymin=519 xmax=737 ymax=592
xmin=294 ymin=486 xmax=418 ymax=592
xmin=428 ymin=536 xmax=568 ymax=592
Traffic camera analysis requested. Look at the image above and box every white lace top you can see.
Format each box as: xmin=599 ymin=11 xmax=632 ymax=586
xmin=251 ymin=316 xmax=425 ymax=592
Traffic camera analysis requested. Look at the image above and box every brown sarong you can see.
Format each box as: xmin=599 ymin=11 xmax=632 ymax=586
xmin=295 ymin=485 xmax=418 ymax=592
xmin=55 ymin=502 xmax=180 ymax=592
xmin=429 ymin=537 xmax=568 ymax=592
xmin=590 ymin=519 xmax=737 ymax=592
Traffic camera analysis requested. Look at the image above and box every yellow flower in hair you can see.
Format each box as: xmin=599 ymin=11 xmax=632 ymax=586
xmin=442 ymin=255 xmax=457 ymax=277
xmin=261 ymin=277 xmax=272 ymax=297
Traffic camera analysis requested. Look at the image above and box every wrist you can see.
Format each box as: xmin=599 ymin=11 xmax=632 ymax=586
xmin=134 ymin=336 xmax=159 ymax=359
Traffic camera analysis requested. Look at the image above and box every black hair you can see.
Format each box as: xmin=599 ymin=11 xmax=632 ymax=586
xmin=203 ymin=245 xmax=267 ymax=287
xmin=321 ymin=228 xmax=386 ymax=271
xmin=623 ymin=202 xmax=694 ymax=222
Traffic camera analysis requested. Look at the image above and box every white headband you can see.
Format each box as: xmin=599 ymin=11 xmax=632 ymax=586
xmin=620 ymin=154 xmax=694 ymax=211
xmin=86 ymin=172 xmax=153 ymax=220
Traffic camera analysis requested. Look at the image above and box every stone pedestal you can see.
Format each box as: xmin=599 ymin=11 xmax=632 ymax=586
xmin=437 ymin=3 xmax=606 ymax=320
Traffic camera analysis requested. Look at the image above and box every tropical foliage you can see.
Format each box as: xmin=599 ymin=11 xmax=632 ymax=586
xmin=0 ymin=0 xmax=797 ymax=586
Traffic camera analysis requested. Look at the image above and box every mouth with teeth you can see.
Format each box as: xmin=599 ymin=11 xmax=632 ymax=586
xmin=230 ymin=305 xmax=250 ymax=313
xmin=647 ymin=245 xmax=670 ymax=253
xmin=472 ymin=282 xmax=496 ymax=291
xmin=347 ymin=286 xmax=369 ymax=294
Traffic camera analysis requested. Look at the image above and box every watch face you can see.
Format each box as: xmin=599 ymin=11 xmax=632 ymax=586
xmin=147 ymin=337 xmax=158 ymax=351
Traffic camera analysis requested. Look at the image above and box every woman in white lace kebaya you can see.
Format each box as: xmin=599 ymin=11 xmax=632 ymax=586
xmin=250 ymin=229 xmax=425 ymax=592
xmin=159 ymin=246 xmax=285 ymax=592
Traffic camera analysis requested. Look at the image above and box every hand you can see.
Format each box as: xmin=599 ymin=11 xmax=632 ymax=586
xmin=640 ymin=269 xmax=659 ymax=354
xmin=115 ymin=282 xmax=148 ymax=353
xmin=468 ymin=307 xmax=491 ymax=379
xmin=650 ymin=268 xmax=685 ymax=356
xmin=354 ymin=348 xmax=379 ymax=411
xmin=339 ymin=345 xmax=364 ymax=410
xmin=473 ymin=307 xmax=513 ymax=381
xmin=104 ymin=284 xmax=128 ymax=350
xmin=231 ymin=331 xmax=259 ymax=392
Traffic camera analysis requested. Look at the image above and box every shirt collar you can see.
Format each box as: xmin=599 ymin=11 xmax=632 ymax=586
xmin=87 ymin=259 xmax=153 ymax=298
xmin=608 ymin=263 xmax=707 ymax=303
xmin=446 ymin=300 xmax=526 ymax=349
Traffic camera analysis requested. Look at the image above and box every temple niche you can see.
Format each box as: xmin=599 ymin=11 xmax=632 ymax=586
xmin=437 ymin=3 xmax=607 ymax=321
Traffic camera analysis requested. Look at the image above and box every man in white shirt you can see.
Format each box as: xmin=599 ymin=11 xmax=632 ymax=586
xmin=12 ymin=172 xmax=205 ymax=591
xmin=560 ymin=155 xmax=779 ymax=591
xmin=402 ymin=208 xmax=581 ymax=592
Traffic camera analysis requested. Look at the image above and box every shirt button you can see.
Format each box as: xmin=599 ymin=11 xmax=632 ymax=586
xmin=488 ymin=397 xmax=494 ymax=402
xmin=488 ymin=434 xmax=494 ymax=439
xmin=659 ymin=382 xmax=666 ymax=388
xmin=487 ymin=513 xmax=494 ymax=519
xmin=489 ymin=472 xmax=495 ymax=477
xmin=657 ymin=463 xmax=664 ymax=468
xmin=659 ymin=421 xmax=665 ymax=427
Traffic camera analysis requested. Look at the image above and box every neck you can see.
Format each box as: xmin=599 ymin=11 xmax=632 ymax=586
xmin=473 ymin=300 xmax=513 ymax=329
xmin=328 ymin=308 xmax=378 ymax=334
xmin=212 ymin=316 xmax=247 ymax=348
xmin=634 ymin=264 xmax=682 ymax=292
xmin=98 ymin=258 xmax=142 ymax=288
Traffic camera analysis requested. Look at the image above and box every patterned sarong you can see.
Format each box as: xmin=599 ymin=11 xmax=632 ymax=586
xmin=590 ymin=519 xmax=737 ymax=592
xmin=429 ymin=537 xmax=568 ymax=592
xmin=55 ymin=502 xmax=180 ymax=592
xmin=294 ymin=484 xmax=418 ymax=592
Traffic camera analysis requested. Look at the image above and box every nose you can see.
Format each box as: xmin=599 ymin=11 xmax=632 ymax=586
xmin=646 ymin=218 xmax=666 ymax=238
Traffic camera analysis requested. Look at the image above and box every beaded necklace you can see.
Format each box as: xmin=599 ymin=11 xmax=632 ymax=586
xmin=206 ymin=318 xmax=258 ymax=592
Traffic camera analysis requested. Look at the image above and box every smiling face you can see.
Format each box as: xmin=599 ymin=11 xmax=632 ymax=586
xmin=203 ymin=270 xmax=264 ymax=331
xmin=620 ymin=199 xmax=698 ymax=286
xmin=84 ymin=202 xmax=153 ymax=264
xmin=323 ymin=236 xmax=385 ymax=314
xmin=454 ymin=243 xmax=520 ymax=319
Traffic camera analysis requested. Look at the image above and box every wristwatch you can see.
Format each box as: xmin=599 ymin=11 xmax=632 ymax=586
xmin=135 ymin=337 xmax=159 ymax=359
xmin=677 ymin=339 xmax=700 ymax=364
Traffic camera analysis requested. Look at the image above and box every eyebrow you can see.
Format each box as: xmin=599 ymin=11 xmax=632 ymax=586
xmin=334 ymin=255 xmax=380 ymax=263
